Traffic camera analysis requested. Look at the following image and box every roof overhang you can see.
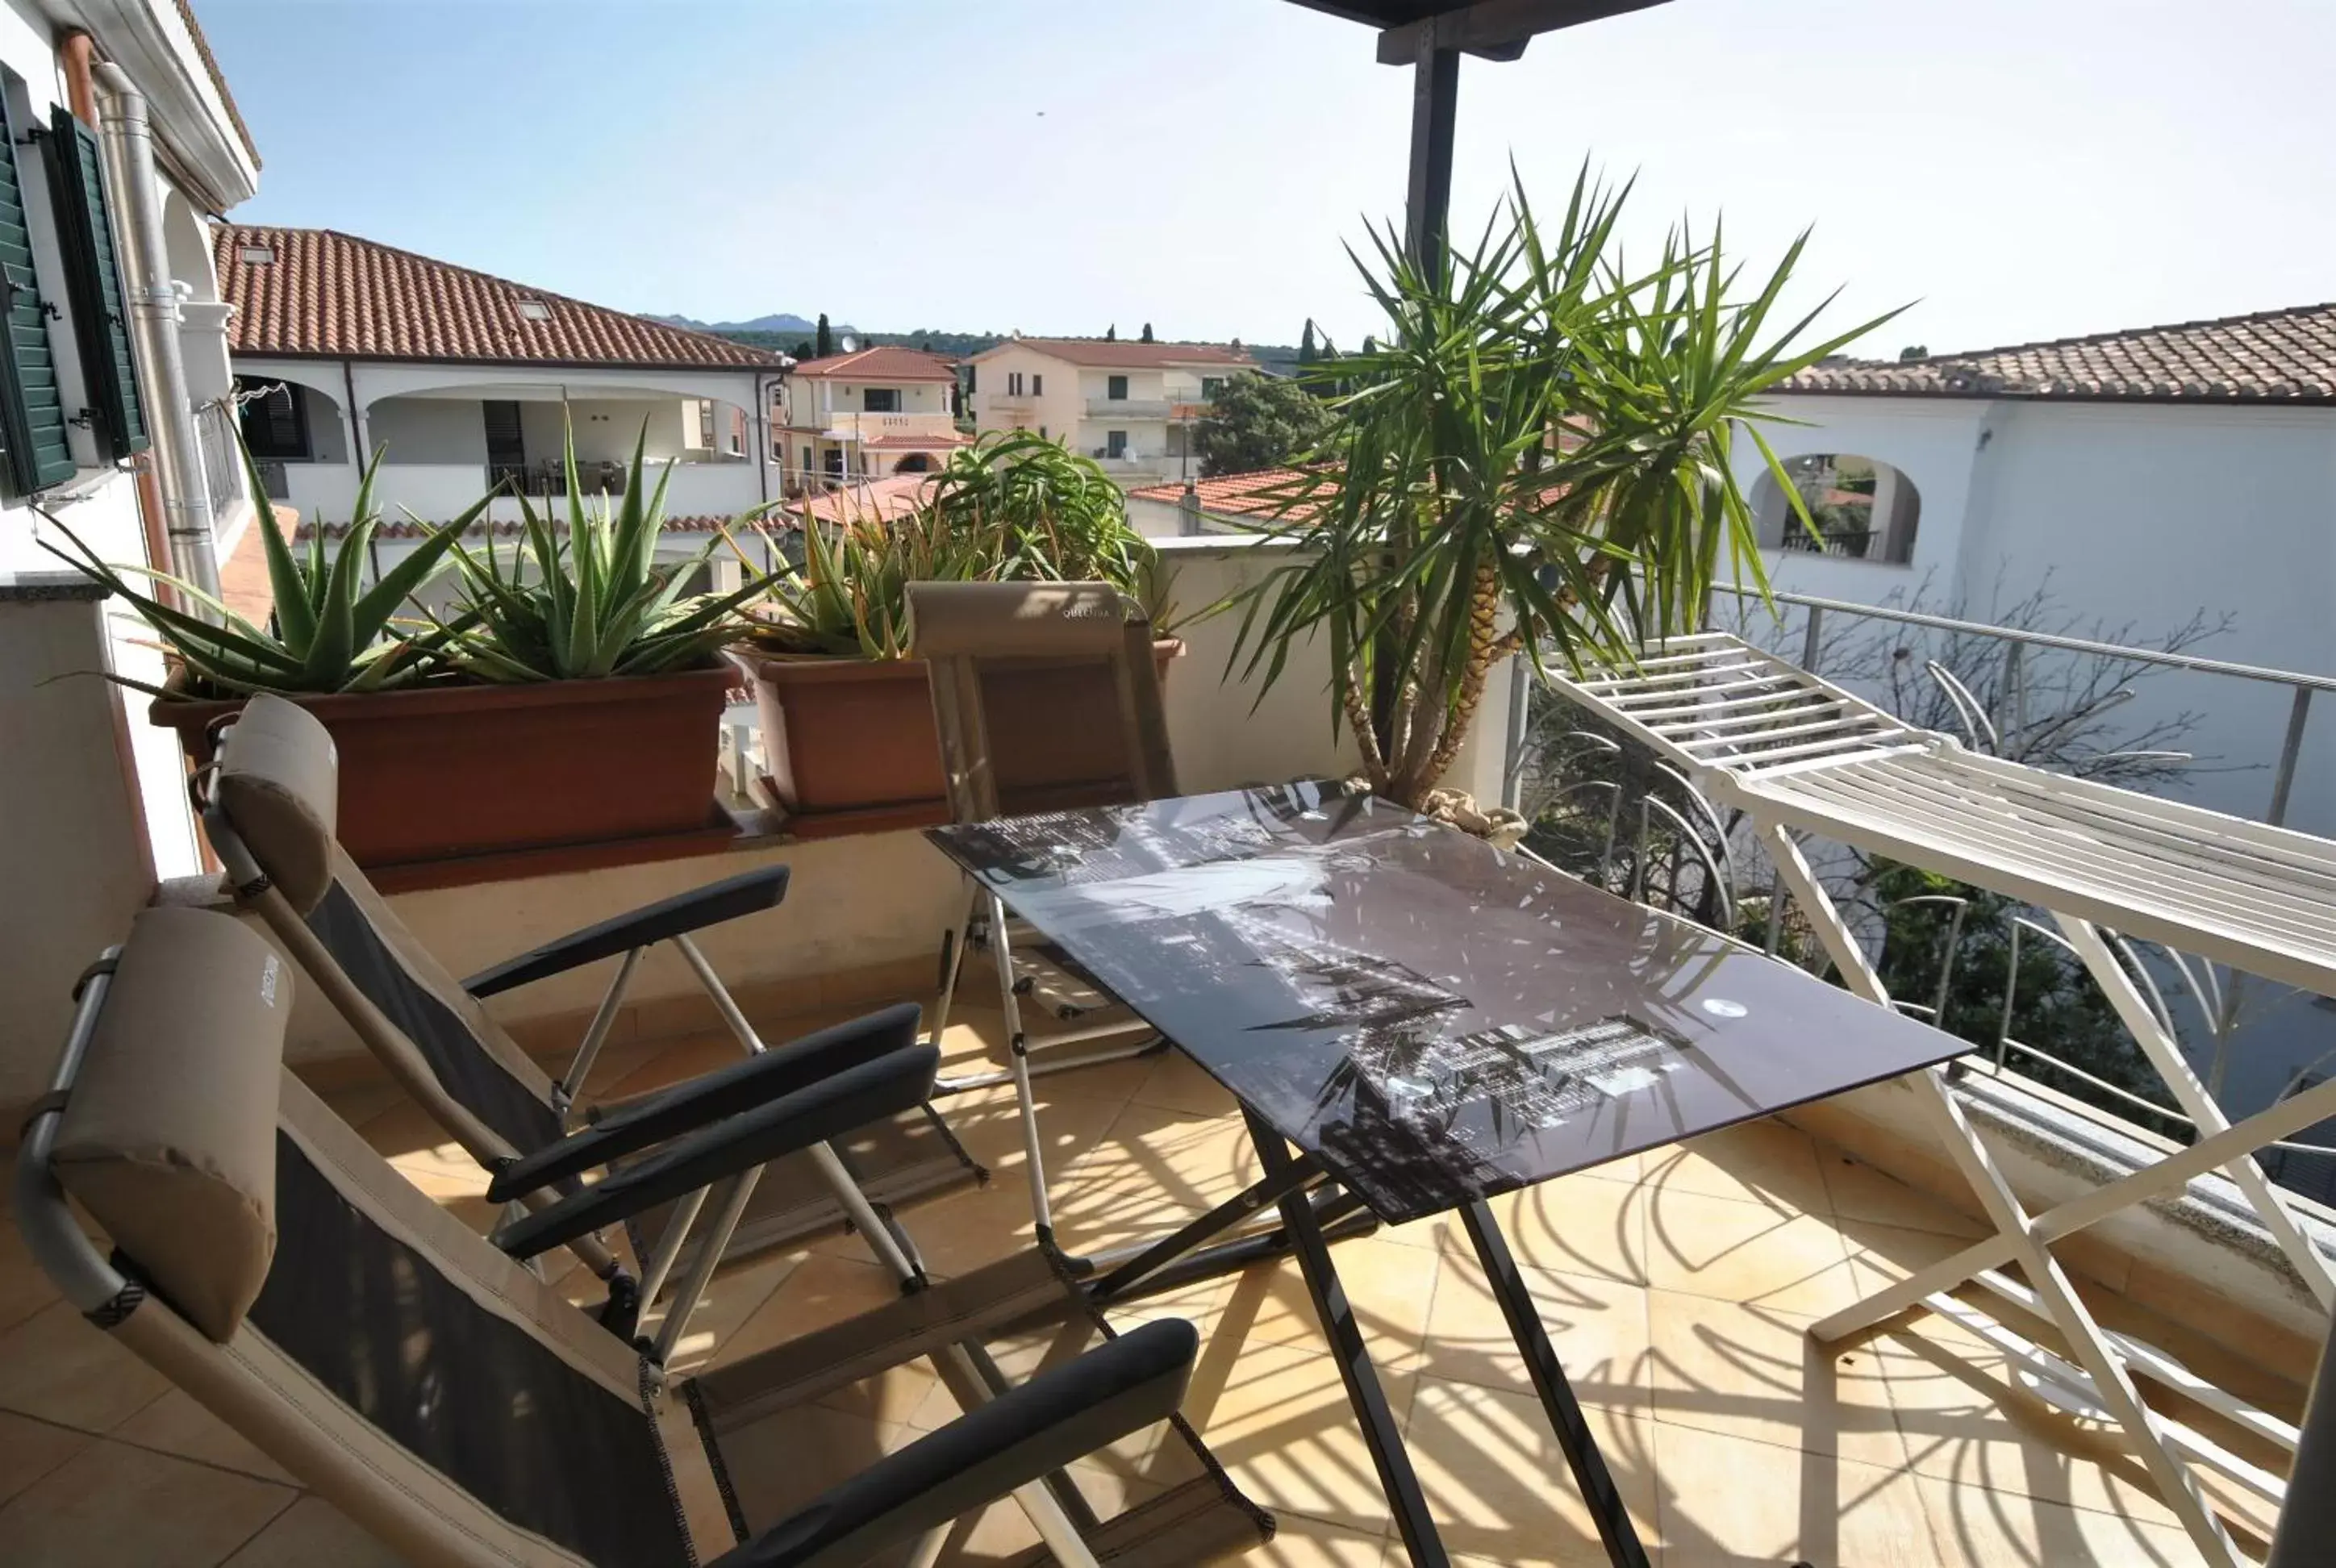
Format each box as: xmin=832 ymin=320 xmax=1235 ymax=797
xmin=46 ymin=0 xmax=260 ymax=211
xmin=1284 ymin=0 xmax=1669 ymax=63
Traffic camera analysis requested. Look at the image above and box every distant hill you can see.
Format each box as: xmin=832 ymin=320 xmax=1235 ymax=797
xmin=653 ymin=312 xmax=840 ymax=337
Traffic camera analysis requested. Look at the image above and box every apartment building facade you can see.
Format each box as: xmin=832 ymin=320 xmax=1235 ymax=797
xmin=967 ymin=336 xmax=1254 ymax=487
xmin=772 ymin=344 xmax=965 ymax=489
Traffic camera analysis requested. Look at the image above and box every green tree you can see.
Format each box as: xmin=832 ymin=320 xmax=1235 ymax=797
xmin=1298 ymin=319 xmax=1319 ymax=365
xmin=1141 ymin=322 xmax=1154 ymax=342
xmin=815 ymin=313 xmax=833 ymax=357
xmin=1193 ymin=373 xmax=1329 ymax=478
xmin=1105 ymin=323 xmax=1117 ymax=341
xmin=789 ymin=339 xmax=813 ymax=361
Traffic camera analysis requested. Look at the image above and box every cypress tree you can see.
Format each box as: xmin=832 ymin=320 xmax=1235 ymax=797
xmin=1105 ymin=323 xmax=1117 ymax=341
xmin=815 ymin=313 xmax=833 ymax=357
xmin=1140 ymin=322 xmax=1154 ymax=342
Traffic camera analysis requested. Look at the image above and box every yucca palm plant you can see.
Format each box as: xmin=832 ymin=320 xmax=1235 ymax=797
xmin=1227 ymin=167 xmax=1897 ymax=811
xmin=43 ymin=439 xmax=477 ymax=698
xmin=432 ymin=425 xmax=772 ymax=682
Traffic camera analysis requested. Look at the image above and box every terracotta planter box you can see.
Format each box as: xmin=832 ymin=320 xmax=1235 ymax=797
xmin=153 ymin=666 xmax=737 ymax=874
xmin=731 ymin=640 xmax=1183 ymax=836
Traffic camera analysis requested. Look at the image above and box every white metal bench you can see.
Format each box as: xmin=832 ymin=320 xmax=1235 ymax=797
xmin=1544 ymin=629 xmax=2336 ymax=1567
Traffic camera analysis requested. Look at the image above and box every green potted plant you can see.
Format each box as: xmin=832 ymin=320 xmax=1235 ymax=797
xmin=401 ymin=427 xmax=771 ymax=866
xmin=1225 ymin=168 xmax=1892 ymax=821
xmin=52 ymin=425 xmax=767 ymax=880
xmin=729 ymin=432 xmax=1179 ymax=834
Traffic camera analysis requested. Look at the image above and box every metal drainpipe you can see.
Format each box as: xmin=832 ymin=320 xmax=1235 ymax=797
xmin=93 ymin=62 xmax=218 ymax=610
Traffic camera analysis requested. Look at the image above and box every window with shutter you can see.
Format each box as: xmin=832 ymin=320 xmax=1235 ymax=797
xmin=0 ymin=81 xmax=75 ymax=492
xmin=47 ymin=107 xmax=146 ymax=461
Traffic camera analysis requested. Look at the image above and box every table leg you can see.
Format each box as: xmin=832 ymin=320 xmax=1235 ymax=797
xmin=1247 ymin=1108 xmax=1451 ymax=1568
xmin=1456 ymin=1199 xmax=1650 ymax=1568
xmin=1090 ymin=1157 xmax=1329 ymax=1302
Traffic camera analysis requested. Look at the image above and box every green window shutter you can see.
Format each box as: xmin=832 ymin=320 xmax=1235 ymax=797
xmin=0 ymin=90 xmax=73 ymax=493
xmin=48 ymin=107 xmax=146 ymax=461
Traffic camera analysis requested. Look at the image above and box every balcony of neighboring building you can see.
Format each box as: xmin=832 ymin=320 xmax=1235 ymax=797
xmin=232 ymin=375 xmax=767 ymax=528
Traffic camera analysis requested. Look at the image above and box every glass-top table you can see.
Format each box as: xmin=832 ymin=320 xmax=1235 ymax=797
xmin=928 ymin=781 xmax=1971 ymax=1567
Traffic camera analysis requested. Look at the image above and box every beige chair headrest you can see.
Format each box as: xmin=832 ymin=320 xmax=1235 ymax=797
xmin=907 ymin=582 xmax=1133 ymax=660
xmin=53 ymin=907 xmax=286 ymax=1341
xmin=215 ymin=693 xmax=340 ymax=915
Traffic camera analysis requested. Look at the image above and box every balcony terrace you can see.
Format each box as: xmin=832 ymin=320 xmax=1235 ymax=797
xmin=6 ymin=536 xmax=2330 ymax=1566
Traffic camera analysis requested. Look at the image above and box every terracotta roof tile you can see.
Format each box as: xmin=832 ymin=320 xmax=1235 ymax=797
xmin=789 ymin=346 xmax=959 ymax=382
xmin=1128 ymin=468 xmax=1316 ymax=521
xmin=980 ymin=337 xmax=1255 ymax=371
xmin=214 ymin=225 xmax=785 ymax=370
xmin=1785 ymin=300 xmax=2336 ymax=404
xmin=791 ymin=474 xmax=935 ymax=527
xmin=177 ymin=0 xmax=261 ymax=168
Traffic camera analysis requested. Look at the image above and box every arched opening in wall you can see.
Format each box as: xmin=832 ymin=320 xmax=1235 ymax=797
xmin=891 ymin=452 xmax=934 ymax=473
xmin=1753 ymin=454 xmax=1920 ymax=565
xmin=162 ymin=192 xmax=215 ymax=298
xmin=231 ymin=375 xmax=348 ymax=499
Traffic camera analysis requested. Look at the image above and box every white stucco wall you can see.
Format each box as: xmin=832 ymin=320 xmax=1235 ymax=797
xmin=0 ymin=0 xmax=256 ymax=1095
xmin=369 ymin=394 xmax=490 ymax=465
xmin=968 ymin=344 xmax=1086 ymax=444
xmin=1729 ymin=393 xmax=2336 ymax=832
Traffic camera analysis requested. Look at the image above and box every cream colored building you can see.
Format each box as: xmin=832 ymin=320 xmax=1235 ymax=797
xmin=967 ymin=336 xmax=1254 ymax=487
xmin=773 ymin=344 xmax=966 ymax=490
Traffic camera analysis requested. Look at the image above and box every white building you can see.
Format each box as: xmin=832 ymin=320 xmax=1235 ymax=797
xmin=967 ymin=336 xmax=1253 ymax=487
xmin=215 ymin=223 xmax=789 ymax=531
xmin=0 ymin=0 xmax=258 ymax=1057
xmin=1729 ymin=307 xmax=2336 ymax=841
xmin=770 ymin=344 xmax=965 ymax=489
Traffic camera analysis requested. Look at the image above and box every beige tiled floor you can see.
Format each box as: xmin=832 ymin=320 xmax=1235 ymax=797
xmin=0 ymin=996 xmax=2279 ymax=1566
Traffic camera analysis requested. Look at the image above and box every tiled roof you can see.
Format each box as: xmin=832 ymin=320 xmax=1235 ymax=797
xmin=214 ymin=225 xmax=786 ymax=370
xmin=177 ymin=0 xmax=261 ymax=167
xmin=981 ymin=337 xmax=1256 ymax=370
xmin=1783 ymin=300 xmax=2336 ymax=404
xmin=792 ymin=474 xmax=935 ymax=526
xmin=1128 ymin=468 xmax=1316 ymax=520
xmin=788 ymin=346 xmax=958 ymax=382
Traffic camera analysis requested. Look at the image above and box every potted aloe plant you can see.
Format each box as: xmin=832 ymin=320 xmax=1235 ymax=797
xmin=730 ymin=432 xmax=1180 ymax=834
xmin=52 ymin=426 xmax=766 ymax=878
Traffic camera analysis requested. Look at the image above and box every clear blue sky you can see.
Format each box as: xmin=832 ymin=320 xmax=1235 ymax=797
xmin=198 ymin=0 xmax=2336 ymax=359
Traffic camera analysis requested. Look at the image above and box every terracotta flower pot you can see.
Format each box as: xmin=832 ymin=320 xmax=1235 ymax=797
xmin=153 ymin=666 xmax=737 ymax=874
xmin=729 ymin=640 xmax=1183 ymax=836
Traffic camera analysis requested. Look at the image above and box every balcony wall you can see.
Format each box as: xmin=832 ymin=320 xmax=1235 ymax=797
xmin=277 ymin=457 xmax=768 ymax=527
xmin=823 ymin=411 xmax=960 ymax=444
xmin=1086 ymin=398 xmax=1174 ymax=419
xmin=235 ymin=538 xmax=1389 ymax=1070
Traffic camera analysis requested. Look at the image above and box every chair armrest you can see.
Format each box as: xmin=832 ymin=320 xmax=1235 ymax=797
xmin=490 ymin=1043 xmax=936 ymax=1261
xmin=461 ymin=865 xmax=790 ymax=999
xmin=707 ymin=1319 xmax=1199 ymax=1568
xmin=485 ymin=1003 xmax=923 ymax=1203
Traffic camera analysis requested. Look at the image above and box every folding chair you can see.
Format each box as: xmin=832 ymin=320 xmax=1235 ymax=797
xmin=910 ymin=582 xmax=1177 ymax=1242
xmin=197 ymin=693 xmax=987 ymax=1353
xmin=18 ymin=905 xmax=1275 ymax=1567
xmin=1543 ymin=629 xmax=2336 ymax=1567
